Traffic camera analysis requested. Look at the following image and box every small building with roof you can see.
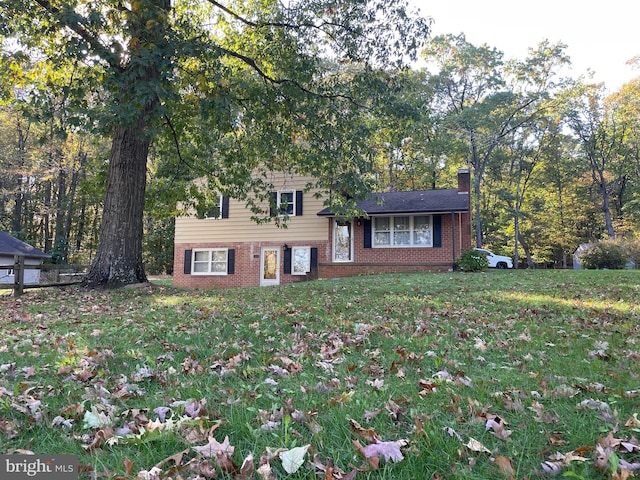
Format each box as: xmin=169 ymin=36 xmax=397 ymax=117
xmin=0 ymin=231 xmax=50 ymax=285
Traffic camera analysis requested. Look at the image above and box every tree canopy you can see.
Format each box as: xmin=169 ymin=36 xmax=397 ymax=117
xmin=0 ymin=0 xmax=429 ymax=285
xmin=1 ymin=2 xmax=639 ymax=275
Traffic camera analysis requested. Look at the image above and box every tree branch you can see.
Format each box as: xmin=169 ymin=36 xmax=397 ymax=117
xmin=204 ymin=0 xmax=353 ymax=35
xmin=31 ymin=0 xmax=123 ymax=71
xmin=217 ymin=45 xmax=364 ymax=106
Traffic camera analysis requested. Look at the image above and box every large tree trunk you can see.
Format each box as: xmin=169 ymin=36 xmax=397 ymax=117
xmin=84 ymin=120 xmax=149 ymax=286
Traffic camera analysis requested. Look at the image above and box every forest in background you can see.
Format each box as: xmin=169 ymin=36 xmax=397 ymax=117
xmin=1 ymin=29 xmax=639 ymax=273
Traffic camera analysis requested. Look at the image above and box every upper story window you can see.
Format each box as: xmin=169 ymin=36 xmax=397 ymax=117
xmin=372 ymin=215 xmax=432 ymax=247
xmin=278 ymin=190 xmax=295 ymax=216
xmin=270 ymin=190 xmax=303 ymax=217
xmin=206 ymin=194 xmax=224 ymax=219
xmin=195 ymin=194 xmax=229 ymax=219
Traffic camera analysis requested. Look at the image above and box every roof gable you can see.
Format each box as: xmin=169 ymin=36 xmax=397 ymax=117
xmin=317 ymin=188 xmax=469 ymax=216
xmin=0 ymin=231 xmax=49 ymax=258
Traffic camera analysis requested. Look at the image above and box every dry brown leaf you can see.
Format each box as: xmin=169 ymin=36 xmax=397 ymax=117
xmin=612 ymin=469 xmax=634 ymax=480
xmin=236 ymin=453 xmax=254 ymax=480
xmin=494 ymin=454 xmax=515 ymax=478
xmin=594 ymin=444 xmax=615 ymax=471
xmin=123 ymin=458 xmax=134 ymax=476
xmin=465 ymin=437 xmax=491 ymax=454
xmin=352 ymin=439 xmax=380 ymax=470
xmin=625 ymin=413 xmax=640 ymax=428
xmin=349 ymin=418 xmax=381 ymax=443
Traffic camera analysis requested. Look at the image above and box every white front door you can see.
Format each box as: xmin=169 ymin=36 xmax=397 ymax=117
xmin=260 ymin=247 xmax=280 ymax=286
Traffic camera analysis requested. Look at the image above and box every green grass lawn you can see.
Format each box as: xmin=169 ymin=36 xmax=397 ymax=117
xmin=1 ymin=270 xmax=640 ymax=479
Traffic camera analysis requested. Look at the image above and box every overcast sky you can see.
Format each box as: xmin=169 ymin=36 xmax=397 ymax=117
xmin=410 ymin=0 xmax=640 ymax=91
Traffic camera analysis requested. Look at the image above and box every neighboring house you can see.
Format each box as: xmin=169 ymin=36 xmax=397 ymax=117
xmin=173 ymin=169 xmax=472 ymax=288
xmin=0 ymin=231 xmax=50 ymax=285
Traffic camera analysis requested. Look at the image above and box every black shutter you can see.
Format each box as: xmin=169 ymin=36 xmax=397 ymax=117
xmin=222 ymin=196 xmax=230 ymax=218
xmin=295 ymin=191 xmax=303 ymax=216
xmin=269 ymin=192 xmax=277 ymax=216
xmin=363 ymin=219 xmax=372 ymax=248
xmin=433 ymin=215 xmax=442 ymax=248
xmin=183 ymin=249 xmax=192 ymax=274
xmin=283 ymin=247 xmax=292 ymax=274
xmin=227 ymin=249 xmax=235 ymax=274
xmin=311 ymin=247 xmax=318 ymax=267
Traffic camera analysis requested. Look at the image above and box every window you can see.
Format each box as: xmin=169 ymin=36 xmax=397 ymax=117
xmin=292 ymin=247 xmax=311 ymax=275
xmin=196 ymin=194 xmax=229 ymax=219
xmin=270 ymin=190 xmax=303 ymax=217
xmin=206 ymin=194 xmax=224 ymax=219
xmin=192 ymin=248 xmax=229 ymax=275
xmin=372 ymin=215 xmax=432 ymax=247
xmin=277 ymin=190 xmax=295 ymax=216
xmin=413 ymin=216 xmax=431 ymax=245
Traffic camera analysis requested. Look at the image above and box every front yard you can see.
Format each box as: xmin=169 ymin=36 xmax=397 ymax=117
xmin=1 ymin=270 xmax=639 ymax=479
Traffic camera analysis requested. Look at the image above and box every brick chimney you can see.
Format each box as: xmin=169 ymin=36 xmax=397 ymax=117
xmin=458 ymin=168 xmax=470 ymax=194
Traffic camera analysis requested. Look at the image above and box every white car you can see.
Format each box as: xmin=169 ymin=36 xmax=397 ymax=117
xmin=475 ymin=248 xmax=513 ymax=269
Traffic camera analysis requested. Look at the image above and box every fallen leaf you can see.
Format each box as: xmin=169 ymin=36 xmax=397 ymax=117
xmin=362 ymin=441 xmax=405 ymax=463
xmin=494 ymin=454 xmax=515 ymax=477
xmin=279 ymin=444 xmax=310 ymax=474
xmin=193 ymin=435 xmax=232 ymax=457
xmin=465 ymin=437 xmax=491 ymax=454
xmin=624 ymin=413 xmax=640 ymax=428
xmin=237 ymin=453 xmax=254 ymax=480
xmin=349 ymin=418 xmax=381 ymax=443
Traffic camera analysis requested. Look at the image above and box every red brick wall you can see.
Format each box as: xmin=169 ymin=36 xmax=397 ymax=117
xmin=173 ymin=211 xmax=471 ymax=288
xmin=318 ymin=211 xmax=471 ymax=279
xmin=173 ymin=241 xmax=330 ymax=289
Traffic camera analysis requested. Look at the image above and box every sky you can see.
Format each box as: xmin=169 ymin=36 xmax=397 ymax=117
xmin=410 ymin=0 xmax=640 ymax=91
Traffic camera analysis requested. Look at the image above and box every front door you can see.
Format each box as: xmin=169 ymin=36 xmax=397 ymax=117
xmin=333 ymin=219 xmax=353 ymax=262
xmin=260 ymin=247 xmax=280 ymax=286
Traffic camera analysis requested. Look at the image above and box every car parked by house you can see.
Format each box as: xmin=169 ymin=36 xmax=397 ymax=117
xmin=475 ymin=248 xmax=513 ymax=269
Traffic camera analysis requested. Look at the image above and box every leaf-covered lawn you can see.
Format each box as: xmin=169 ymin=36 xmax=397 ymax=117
xmin=1 ymin=270 xmax=640 ymax=479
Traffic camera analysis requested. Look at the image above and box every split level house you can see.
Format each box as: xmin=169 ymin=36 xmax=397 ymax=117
xmin=173 ymin=168 xmax=472 ymax=288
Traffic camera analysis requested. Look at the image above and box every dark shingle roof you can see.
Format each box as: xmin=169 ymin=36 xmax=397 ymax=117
xmin=317 ymin=188 xmax=469 ymax=216
xmin=0 ymin=231 xmax=49 ymax=258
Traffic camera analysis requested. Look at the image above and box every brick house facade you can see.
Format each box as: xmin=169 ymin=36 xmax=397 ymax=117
xmin=173 ymin=169 xmax=471 ymax=288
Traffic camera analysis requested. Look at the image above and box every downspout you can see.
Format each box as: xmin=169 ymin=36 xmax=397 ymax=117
xmin=451 ymin=211 xmax=456 ymax=270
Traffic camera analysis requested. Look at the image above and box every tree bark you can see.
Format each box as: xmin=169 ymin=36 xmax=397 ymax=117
xmin=84 ymin=120 xmax=149 ymax=286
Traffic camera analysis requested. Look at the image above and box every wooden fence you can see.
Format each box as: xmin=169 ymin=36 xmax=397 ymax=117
xmin=1 ymin=255 xmax=88 ymax=297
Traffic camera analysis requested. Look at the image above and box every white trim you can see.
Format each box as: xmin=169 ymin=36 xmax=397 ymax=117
xmin=372 ymin=215 xmax=433 ymax=248
xmin=333 ymin=219 xmax=353 ymax=262
xmin=277 ymin=190 xmax=296 ymax=217
xmin=205 ymin=194 xmax=224 ymax=219
xmin=191 ymin=248 xmax=229 ymax=275
xmin=291 ymin=246 xmax=311 ymax=275
xmin=260 ymin=247 xmax=281 ymax=286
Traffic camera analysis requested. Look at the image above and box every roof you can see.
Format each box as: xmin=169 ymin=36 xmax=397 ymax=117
xmin=0 ymin=231 xmax=50 ymax=259
xmin=317 ymin=188 xmax=469 ymax=216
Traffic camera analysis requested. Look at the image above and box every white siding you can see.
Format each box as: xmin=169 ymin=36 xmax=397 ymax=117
xmin=0 ymin=255 xmax=42 ymax=285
